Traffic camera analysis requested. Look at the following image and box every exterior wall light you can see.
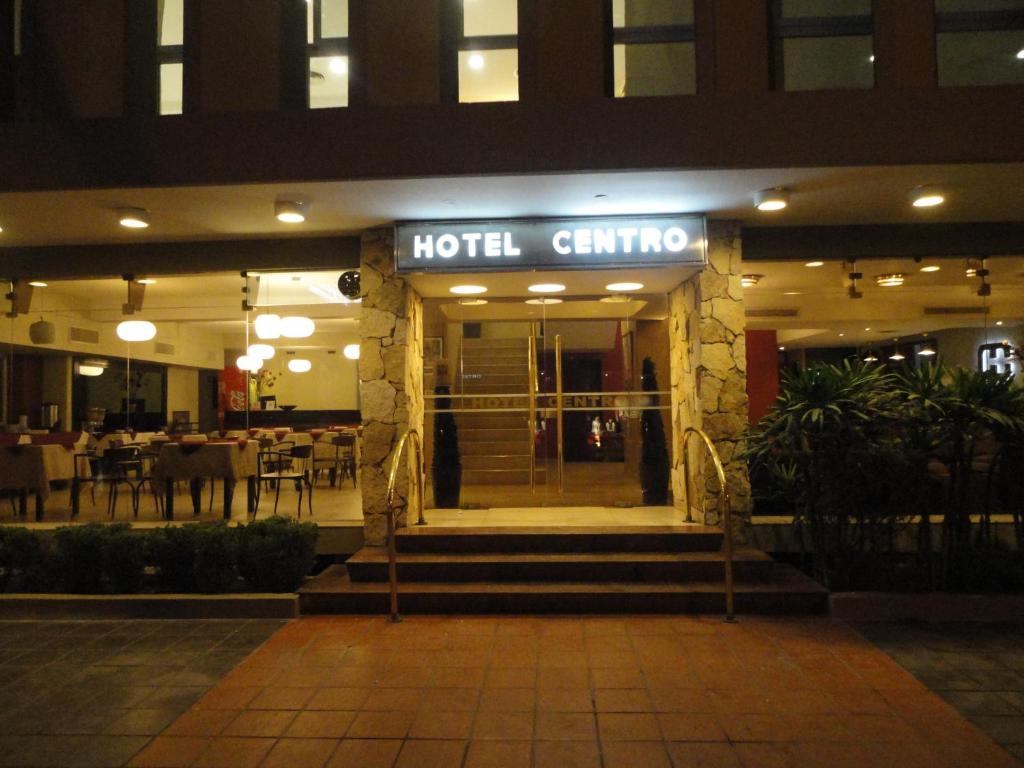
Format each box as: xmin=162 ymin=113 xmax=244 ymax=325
xmin=288 ymin=359 xmax=312 ymax=373
xmin=275 ymin=199 xmax=307 ymax=223
xmin=116 ymin=320 xmax=156 ymax=342
xmin=118 ymin=207 xmax=151 ymax=228
xmin=755 ymin=188 xmax=790 ymax=211
xmin=910 ymin=186 xmax=945 ymax=208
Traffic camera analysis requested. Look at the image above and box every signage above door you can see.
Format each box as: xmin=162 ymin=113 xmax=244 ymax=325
xmin=394 ymin=214 xmax=706 ymax=274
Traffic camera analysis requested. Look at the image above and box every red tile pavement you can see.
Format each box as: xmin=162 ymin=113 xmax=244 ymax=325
xmin=126 ymin=615 xmax=1023 ymax=768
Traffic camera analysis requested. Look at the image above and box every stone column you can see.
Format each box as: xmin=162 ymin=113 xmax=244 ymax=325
xmin=669 ymin=220 xmax=751 ymax=540
xmin=359 ymin=228 xmax=424 ymax=546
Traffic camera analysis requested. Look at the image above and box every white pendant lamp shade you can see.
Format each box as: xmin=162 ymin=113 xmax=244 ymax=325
xmin=343 ymin=344 xmax=360 ymax=360
xmin=77 ymin=364 xmax=105 ymax=377
xmin=236 ymin=354 xmax=263 ymax=372
xmin=254 ymin=314 xmax=282 ymax=340
xmin=281 ymin=316 xmax=315 ymax=338
xmin=117 ymin=320 xmax=157 ymax=342
xmin=248 ymin=343 xmax=275 ymax=360
xmin=288 ymin=358 xmax=312 ymax=373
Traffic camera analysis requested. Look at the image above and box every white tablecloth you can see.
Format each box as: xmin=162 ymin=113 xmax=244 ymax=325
xmin=153 ymin=442 xmax=259 ymax=482
xmin=0 ymin=444 xmax=80 ymax=499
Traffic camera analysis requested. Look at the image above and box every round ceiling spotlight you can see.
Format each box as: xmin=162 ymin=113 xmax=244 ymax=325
xmin=236 ymin=354 xmax=263 ymax=372
xmin=910 ymin=186 xmax=945 ymax=208
xmin=754 ymin=188 xmax=790 ymax=212
xmin=137 ymin=278 xmax=157 ymax=285
xmin=525 ymin=298 xmax=563 ymax=305
xmin=919 ymin=265 xmax=941 ymax=273
xmin=281 ymin=316 xmax=316 ymax=338
xmin=28 ymin=281 xmax=47 ymax=288
xmin=450 ymin=285 xmax=487 ymax=295
xmin=116 ymin=320 xmax=156 ymax=342
xmin=605 ymin=282 xmax=644 ymax=292
xmin=804 ymin=261 xmax=824 ymax=268
xmin=248 ymin=343 xmax=275 ymax=360
xmin=275 ymin=199 xmax=307 ymax=224
xmin=254 ymin=313 xmax=282 ymax=340
xmin=77 ymin=363 xmax=106 ymax=377
xmin=457 ymin=298 xmax=488 ymax=306
xmin=118 ymin=207 xmax=151 ymax=229
xmin=288 ymin=358 xmax=312 ymax=373
xmin=527 ymin=283 xmax=566 ymax=294
xmin=875 ymin=274 xmax=906 ymax=288
xmin=741 ymin=274 xmax=763 ymax=288
xmin=343 ymin=344 xmax=360 ymax=360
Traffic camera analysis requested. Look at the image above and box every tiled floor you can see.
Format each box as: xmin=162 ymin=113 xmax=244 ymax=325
xmin=124 ymin=616 xmax=1022 ymax=768
xmin=0 ymin=619 xmax=286 ymax=768
xmin=859 ymin=622 xmax=1024 ymax=763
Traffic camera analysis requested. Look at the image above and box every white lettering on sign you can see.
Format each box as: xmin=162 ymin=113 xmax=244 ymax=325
xmin=463 ymin=232 xmax=481 ymax=257
xmin=553 ymin=231 xmax=572 ymax=255
xmin=504 ymin=232 xmax=522 ymax=256
xmin=484 ymin=232 xmax=502 ymax=257
xmin=412 ymin=231 xmax=524 ymax=259
xmin=436 ymin=234 xmax=459 ymax=258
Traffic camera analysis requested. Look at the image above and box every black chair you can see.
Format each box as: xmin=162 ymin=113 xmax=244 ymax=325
xmin=313 ymin=433 xmax=357 ymax=488
xmin=255 ymin=444 xmax=313 ymax=517
xmin=70 ymin=450 xmax=97 ymax=517
xmin=103 ymin=446 xmax=161 ymax=518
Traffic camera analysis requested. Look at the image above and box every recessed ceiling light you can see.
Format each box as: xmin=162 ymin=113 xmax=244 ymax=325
xmin=838 ymin=333 xmax=845 ymax=337
xmin=525 ymin=298 xmax=563 ymax=305
xmin=919 ymin=265 xmax=941 ymax=273
xmin=468 ymin=52 xmax=485 ymax=70
xmin=528 ymin=283 xmax=566 ymax=293
xmin=329 ymin=57 xmax=347 ymax=74
xmin=910 ymin=185 xmax=945 ymax=208
xmin=118 ymin=207 xmax=150 ymax=229
xmin=783 ymin=291 xmax=803 ymax=296
xmin=996 ymin=320 xmax=1004 ymax=326
xmin=28 ymin=281 xmax=47 ymax=287
xmin=600 ymin=295 xmax=633 ymax=304
xmin=450 ymin=285 xmax=487 ymax=295
xmin=805 ymin=261 xmax=824 ymax=268
xmin=741 ymin=274 xmax=763 ymax=288
xmin=137 ymin=278 xmax=157 ymax=285
xmin=875 ymin=273 xmax=905 ymax=287
xmin=778 ymin=346 xmax=786 ymax=351
xmin=605 ymin=282 xmax=643 ymax=292
xmin=864 ymin=327 xmax=872 ymax=331
xmin=275 ymin=199 xmax=307 ymax=223
xmin=869 ymin=54 xmax=875 ymax=62
xmin=457 ymin=298 xmax=488 ymax=306
xmin=755 ymin=188 xmax=789 ymax=212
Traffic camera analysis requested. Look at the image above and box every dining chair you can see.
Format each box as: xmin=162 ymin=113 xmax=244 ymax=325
xmin=255 ymin=444 xmax=314 ymax=517
xmin=313 ymin=432 xmax=357 ymax=488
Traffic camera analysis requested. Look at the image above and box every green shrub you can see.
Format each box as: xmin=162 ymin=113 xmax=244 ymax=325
xmin=53 ymin=524 xmax=109 ymax=593
xmin=148 ymin=525 xmax=199 ymax=592
xmin=105 ymin=525 xmax=146 ymax=593
xmin=237 ymin=516 xmax=318 ymax=592
xmin=192 ymin=523 xmax=238 ymax=593
xmin=0 ymin=527 xmax=53 ymax=592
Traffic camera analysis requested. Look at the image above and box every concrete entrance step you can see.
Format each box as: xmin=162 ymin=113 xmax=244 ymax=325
xmin=298 ymin=565 xmax=828 ymax=615
xmin=394 ymin=525 xmax=724 ymax=553
xmin=345 ymin=547 xmax=774 ymax=582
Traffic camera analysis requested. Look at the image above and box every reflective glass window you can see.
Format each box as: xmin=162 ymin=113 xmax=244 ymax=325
xmin=612 ymin=0 xmax=696 ymax=97
xmin=772 ymin=0 xmax=874 ymax=91
xmin=935 ymin=0 xmax=1024 ymax=86
xmin=458 ymin=0 xmax=519 ymax=103
xmin=308 ymin=0 xmax=350 ymax=108
xmin=158 ymin=0 xmax=184 ymax=115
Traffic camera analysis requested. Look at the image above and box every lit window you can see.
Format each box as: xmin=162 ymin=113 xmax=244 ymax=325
xmin=935 ymin=0 xmax=1024 ymax=87
xmin=158 ymin=0 xmax=183 ymax=115
xmin=455 ymin=0 xmax=519 ymax=103
xmin=772 ymin=0 xmax=874 ymax=92
xmin=612 ymin=0 xmax=696 ymax=97
xmin=308 ymin=0 xmax=349 ymax=108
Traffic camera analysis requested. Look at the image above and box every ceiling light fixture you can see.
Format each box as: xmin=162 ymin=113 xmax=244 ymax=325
xmin=605 ymin=282 xmax=644 ymax=292
xmin=248 ymin=343 xmax=275 ymax=360
xmin=525 ymin=298 xmax=563 ymax=305
xmin=527 ymin=283 xmax=566 ymax=293
xmin=77 ymin=364 xmax=105 ymax=377
xmin=343 ymin=344 xmax=360 ymax=360
xmin=741 ymin=275 xmax=763 ymax=288
xmin=917 ymin=344 xmax=937 ymax=356
xmin=805 ymin=261 xmax=824 ymax=268
xmin=864 ymin=351 xmax=879 ymax=362
xmin=288 ymin=358 xmax=312 ymax=373
xmin=236 ymin=354 xmax=263 ymax=373
xmin=755 ymin=188 xmax=790 ymax=212
xmin=117 ymin=320 xmax=156 ymax=342
xmin=329 ymin=57 xmax=347 ymax=74
xmin=28 ymin=281 xmax=47 ymax=287
xmin=468 ymin=52 xmax=485 ymax=70
xmin=875 ymin=273 xmax=906 ymax=288
xmin=280 ymin=316 xmax=316 ymax=338
xmin=910 ymin=185 xmax=945 ymax=208
xmin=450 ymin=285 xmax=487 ymax=295
xmin=919 ymin=265 xmax=941 ymax=273
xmin=118 ymin=207 xmax=151 ymax=229
xmin=254 ymin=313 xmax=282 ymax=339
xmin=1016 ymin=48 xmax=1024 ymax=60
xmin=275 ymin=199 xmax=307 ymax=224
xmin=778 ymin=346 xmax=786 ymax=351
xmin=996 ymin=320 xmax=1004 ymax=326
xmin=889 ymin=351 xmax=906 ymax=361
xmin=137 ymin=278 xmax=157 ymax=285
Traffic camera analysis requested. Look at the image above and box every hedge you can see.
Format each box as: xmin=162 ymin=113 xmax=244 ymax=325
xmin=0 ymin=517 xmax=318 ymax=594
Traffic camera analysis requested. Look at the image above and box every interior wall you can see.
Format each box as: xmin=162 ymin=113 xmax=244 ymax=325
xmin=166 ymin=365 xmax=199 ymax=423
xmin=931 ymin=324 xmax=1024 ymax=384
xmin=745 ymin=329 xmax=779 ymax=423
xmin=40 ymin=354 xmax=72 ymax=430
xmin=264 ymin=354 xmax=360 ymax=410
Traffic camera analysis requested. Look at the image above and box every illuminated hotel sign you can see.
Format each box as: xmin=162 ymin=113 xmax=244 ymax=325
xmin=395 ymin=214 xmax=706 ymax=273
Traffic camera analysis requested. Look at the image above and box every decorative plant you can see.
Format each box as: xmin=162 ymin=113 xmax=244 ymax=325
xmin=431 ymin=385 xmax=462 ymax=508
xmin=254 ymin=368 xmax=278 ymax=398
xmin=639 ymin=358 xmax=669 ymax=505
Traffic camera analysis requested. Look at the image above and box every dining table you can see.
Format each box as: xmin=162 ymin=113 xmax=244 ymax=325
xmin=152 ymin=440 xmax=259 ymax=519
xmin=0 ymin=441 xmax=88 ymax=520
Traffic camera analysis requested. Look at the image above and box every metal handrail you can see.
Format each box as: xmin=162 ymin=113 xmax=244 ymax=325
xmin=384 ymin=429 xmax=426 ymax=623
xmin=681 ymin=427 xmax=736 ymax=623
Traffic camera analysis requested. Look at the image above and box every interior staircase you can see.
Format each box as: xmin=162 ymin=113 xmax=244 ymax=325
xmin=299 ymin=525 xmax=828 ymax=615
xmin=457 ymin=337 xmax=540 ymax=486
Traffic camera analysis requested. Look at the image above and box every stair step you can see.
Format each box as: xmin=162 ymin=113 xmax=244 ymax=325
xmin=460 ymin=441 xmax=534 ymax=456
xmin=464 ymin=468 xmax=534 ymax=484
xmin=458 ymin=363 xmax=527 ymax=374
xmin=395 ymin=525 xmax=723 ymax=553
xmin=346 ymin=548 xmax=774 ymax=583
xmin=462 ymin=455 xmax=533 ymax=470
xmin=299 ymin=565 xmax=829 ymax=615
xmin=460 ymin=428 xmax=532 ymax=441
xmin=462 ymin=338 xmax=528 ymax=348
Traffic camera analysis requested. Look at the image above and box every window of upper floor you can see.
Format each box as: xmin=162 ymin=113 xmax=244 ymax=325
xmin=158 ymin=0 xmax=183 ymax=115
xmin=610 ymin=0 xmax=696 ymax=97
xmin=307 ymin=0 xmax=349 ymax=108
xmin=935 ymin=0 xmax=1024 ymax=87
xmin=771 ymin=0 xmax=875 ymax=92
xmin=453 ymin=0 xmax=519 ymax=103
